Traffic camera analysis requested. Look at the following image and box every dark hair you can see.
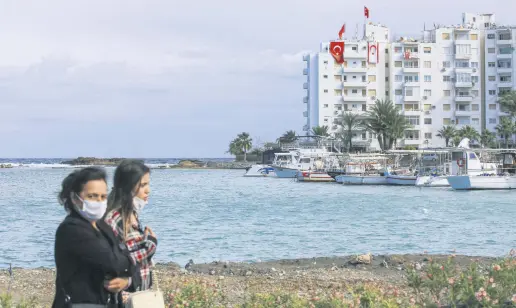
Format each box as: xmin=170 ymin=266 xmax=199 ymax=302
xmin=107 ymin=159 xmax=150 ymax=239
xmin=59 ymin=167 xmax=107 ymax=212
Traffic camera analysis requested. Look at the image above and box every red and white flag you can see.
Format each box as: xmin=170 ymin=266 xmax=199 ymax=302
xmin=364 ymin=6 xmax=370 ymax=18
xmin=338 ymin=24 xmax=346 ymax=40
xmin=368 ymin=43 xmax=379 ymax=64
xmin=329 ymin=41 xmax=345 ymax=64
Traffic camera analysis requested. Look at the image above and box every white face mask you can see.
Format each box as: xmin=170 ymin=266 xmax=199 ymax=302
xmin=133 ymin=196 xmax=148 ymax=213
xmin=75 ymin=194 xmax=107 ymax=222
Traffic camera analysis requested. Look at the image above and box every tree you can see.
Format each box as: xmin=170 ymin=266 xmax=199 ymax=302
xmin=362 ymin=99 xmax=411 ymax=150
xmin=277 ymin=130 xmax=297 ymax=143
xmin=227 ymin=132 xmax=253 ymax=161
xmin=311 ymin=125 xmax=330 ymax=137
xmin=436 ymin=126 xmax=457 ymax=147
xmin=457 ymin=125 xmax=480 ymax=144
xmin=495 ymin=117 xmax=515 ymax=148
xmin=499 ymin=90 xmax=516 ymax=117
xmin=338 ymin=112 xmax=362 ymax=151
xmin=480 ymin=129 xmax=497 ymax=148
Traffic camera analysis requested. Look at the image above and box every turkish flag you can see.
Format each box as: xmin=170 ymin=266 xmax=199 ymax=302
xmin=364 ymin=6 xmax=370 ymax=18
xmin=338 ymin=24 xmax=346 ymax=39
xmin=329 ymin=41 xmax=345 ymax=64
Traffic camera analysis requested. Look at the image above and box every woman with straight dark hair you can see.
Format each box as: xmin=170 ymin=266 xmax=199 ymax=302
xmin=53 ymin=167 xmax=135 ymax=308
xmin=105 ymin=159 xmax=157 ymax=296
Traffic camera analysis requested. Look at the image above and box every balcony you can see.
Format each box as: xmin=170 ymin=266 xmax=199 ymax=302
xmin=403 ymin=110 xmax=422 ymax=116
xmin=303 ymin=111 xmax=308 ymax=117
xmin=303 ymin=68 xmax=308 ymax=75
xmin=403 ymin=66 xmax=420 ymax=73
xmin=405 ymin=52 xmax=419 ymax=59
xmin=343 ymin=95 xmax=367 ymax=102
xmin=455 ymin=81 xmax=473 ymax=88
xmin=404 ymin=95 xmax=421 ymax=102
xmin=303 ymin=54 xmax=310 ymax=61
xmin=344 ymin=66 xmax=367 ymax=73
xmin=498 ymin=79 xmax=513 ymax=86
xmin=345 ymin=51 xmax=367 ymax=59
xmin=455 ymin=53 xmax=472 ymax=60
xmin=343 ymin=81 xmax=368 ymax=87
xmin=454 ymin=110 xmax=475 ymax=116
xmin=303 ymin=82 xmax=308 ymax=89
xmin=402 ymin=139 xmax=422 ymax=146
xmin=455 ymin=67 xmax=473 ymax=73
xmin=303 ymin=96 xmax=308 ymax=104
xmin=497 ymin=36 xmax=512 ymax=45
xmin=497 ymin=67 xmax=512 ymax=74
xmin=497 ymin=53 xmax=512 ymax=59
xmin=403 ymin=81 xmax=420 ymax=87
xmin=455 ymin=95 xmax=473 ymax=102
xmin=335 ymin=66 xmax=344 ymax=74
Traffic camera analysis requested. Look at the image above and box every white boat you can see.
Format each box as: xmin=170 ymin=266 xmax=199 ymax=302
xmin=448 ymin=151 xmax=516 ymax=190
xmin=336 ymin=173 xmax=389 ymax=185
xmin=243 ymin=164 xmax=275 ymax=177
xmin=415 ymin=175 xmax=450 ymax=187
xmin=386 ymin=174 xmax=417 ymax=186
xmin=271 ymin=147 xmax=340 ymax=178
xmin=297 ymin=171 xmax=335 ymax=182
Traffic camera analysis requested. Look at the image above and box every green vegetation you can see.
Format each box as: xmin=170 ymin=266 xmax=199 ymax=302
xmin=0 ymin=293 xmax=37 ymax=308
xmin=227 ymin=132 xmax=253 ymax=161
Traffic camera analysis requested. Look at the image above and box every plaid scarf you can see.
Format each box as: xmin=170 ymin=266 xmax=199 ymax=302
xmin=104 ymin=210 xmax=157 ymax=290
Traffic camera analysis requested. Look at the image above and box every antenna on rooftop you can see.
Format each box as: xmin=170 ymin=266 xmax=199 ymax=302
xmin=355 ymin=23 xmax=359 ymax=39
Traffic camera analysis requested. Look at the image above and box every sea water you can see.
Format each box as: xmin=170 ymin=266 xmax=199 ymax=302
xmin=0 ymin=159 xmax=515 ymax=268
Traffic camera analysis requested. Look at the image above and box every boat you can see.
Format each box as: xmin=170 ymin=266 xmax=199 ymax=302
xmin=243 ymin=164 xmax=275 ymax=177
xmin=386 ymin=173 xmax=417 ymax=186
xmin=335 ymin=155 xmax=392 ymax=185
xmin=336 ymin=169 xmax=390 ymax=185
xmin=448 ymin=150 xmax=515 ymax=190
xmin=297 ymin=171 xmax=335 ymax=182
xmin=271 ymin=147 xmax=339 ymax=178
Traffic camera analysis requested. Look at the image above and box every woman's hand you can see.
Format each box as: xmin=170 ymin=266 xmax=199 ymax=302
xmin=144 ymin=226 xmax=157 ymax=238
xmin=104 ymin=278 xmax=129 ymax=293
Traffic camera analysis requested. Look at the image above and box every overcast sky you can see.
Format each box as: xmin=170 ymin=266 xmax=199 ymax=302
xmin=1 ymin=0 xmax=515 ymax=158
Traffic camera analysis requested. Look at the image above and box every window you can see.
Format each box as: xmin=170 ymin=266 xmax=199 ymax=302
xmin=352 ymin=46 xmax=357 ymax=51
xmin=395 ymin=89 xmax=403 ymax=95
xmin=442 ymin=33 xmax=450 ymax=40
xmin=424 ymin=104 xmax=431 ymax=111
xmin=385 ymin=77 xmax=389 ymax=82
xmin=405 ymin=116 xmax=420 ymax=125
xmin=394 ymin=47 xmax=402 ymax=53
xmin=323 ymin=104 xmax=328 ymax=108
xmin=489 ymin=118 xmax=496 ymax=124
xmin=424 ymin=61 xmax=431 ymax=68
xmin=470 ymin=34 xmax=478 ymax=40
xmin=472 ymin=76 xmax=479 ymax=83
xmin=335 ymin=75 xmax=342 ymax=81
xmin=323 ymin=75 xmax=328 ymax=79
xmin=471 ymin=62 xmax=479 ymax=68
xmin=424 ymin=47 xmax=431 ymax=54
xmin=385 ymin=62 xmax=389 ymax=68
xmin=472 ymin=104 xmax=479 ymax=111
xmin=443 ymin=118 xmax=451 ymax=125
xmin=385 ymin=90 xmax=389 ymax=96
xmin=424 ymin=75 xmax=431 ymax=82
xmin=443 ymin=90 xmax=451 ymax=96
xmin=368 ymin=75 xmax=376 ymax=82
xmin=443 ymin=76 xmax=451 ymax=82
xmin=472 ymin=118 xmax=479 ymax=125
xmin=487 ymin=33 xmax=495 ymax=39
xmin=343 ymin=76 xmax=347 ymax=81
xmin=472 ymin=90 xmax=479 ymax=97
xmin=406 ymin=89 xmax=413 ymax=96
xmin=443 ymin=61 xmax=451 ymax=68
xmin=324 ymin=118 xmax=329 ymax=123
xmin=488 ymin=62 xmax=495 ymax=68
xmin=324 ymin=60 xmax=329 ymax=64
xmin=404 ymin=75 xmax=419 ymax=82
xmin=404 ymin=130 xmax=420 ymax=140
xmin=424 ymin=118 xmax=432 ymax=125
xmin=443 ymin=104 xmax=451 ymax=111
xmin=424 ymin=89 xmax=432 ymax=97
xmin=455 ymin=60 xmax=469 ymax=68
xmin=489 ymin=90 xmax=496 ymax=95
xmin=368 ymin=89 xmax=377 ymax=97
xmin=405 ymin=103 xmax=419 ymax=111
xmin=395 ymin=61 xmax=402 ymax=67
xmin=334 ymin=89 xmax=342 ymax=96
xmin=489 ymin=104 xmax=496 ymax=110
xmin=488 ymin=48 xmax=495 ymax=53
xmin=361 ymin=133 xmax=367 ymax=139
xmin=324 ymin=89 xmax=328 ymax=93
xmin=395 ymin=104 xmax=403 ymax=110
xmin=425 ymin=133 xmax=432 ymax=139
xmin=456 ymin=73 xmax=471 ymax=82
xmin=395 ymin=75 xmax=403 ymax=82
xmin=361 ymin=75 xmax=366 ymax=82
xmin=500 ymin=75 xmax=512 ymax=82
xmin=352 ymin=89 xmax=358 ymax=93
xmin=361 ymin=61 xmax=366 ymax=67
xmin=489 ymin=76 xmax=496 ymax=81
xmin=385 ymin=48 xmax=389 ymax=54
xmin=369 ymin=63 xmax=376 ymax=68
xmin=442 ymin=47 xmax=451 ymax=55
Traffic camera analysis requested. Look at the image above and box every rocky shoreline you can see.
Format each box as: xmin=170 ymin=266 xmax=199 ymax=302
xmin=0 ymin=254 xmax=499 ymax=307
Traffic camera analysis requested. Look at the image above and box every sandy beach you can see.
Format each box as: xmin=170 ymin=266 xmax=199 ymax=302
xmin=0 ymin=253 xmax=499 ymax=307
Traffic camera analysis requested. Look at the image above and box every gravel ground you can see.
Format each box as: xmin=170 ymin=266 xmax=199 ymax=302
xmin=0 ymin=254 xmax=498 ymax=307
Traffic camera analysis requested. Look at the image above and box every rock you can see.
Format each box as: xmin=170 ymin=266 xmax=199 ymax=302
xmin=209 ymin=269 xmax=216 ymax=275
xmin=61 ymin=157 xmax=135 ymax=166
xmin=0 ymin=164 xmax=13 ymax=168
xmin=218 ymin=276 xmax=225 ymax=280
xmin=381 ymin=260 xmax=389 ymax=268
xmin=415 ymin=263 xmax=422 ymax=271
xmin=245 ymin=271 xmax=252 ymax=276
xmin=351 ymin=253 xmax=372 ymax=265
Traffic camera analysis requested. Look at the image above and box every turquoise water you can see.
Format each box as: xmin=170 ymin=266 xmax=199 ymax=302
xmin=1 ymin=167 xmax=515 ymax=268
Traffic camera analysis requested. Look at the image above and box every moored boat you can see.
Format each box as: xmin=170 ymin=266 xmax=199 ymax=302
xmin=243 ymin=164 xmax=275 ymax=177
xmin=297 ymin=171 xmax=335 ymax=182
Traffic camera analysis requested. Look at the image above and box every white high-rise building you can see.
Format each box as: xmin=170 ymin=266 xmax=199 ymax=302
xmin=484 ymin=26 xmax=515 ymax=133
xmin=302 ymin=23 xmax=390 ymax=151
xmin=302 ymin=12 xmax=516 ymax=150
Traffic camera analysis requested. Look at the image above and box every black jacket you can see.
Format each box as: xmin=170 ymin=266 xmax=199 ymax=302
xmin=52 ymin=211 xmax=137 ymax=308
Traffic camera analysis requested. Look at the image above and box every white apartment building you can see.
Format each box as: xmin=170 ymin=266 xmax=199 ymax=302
xmin=302 ymin=23 xmax=390 ymax=151
xmin=302 ymin=12 xmax=512 ymax=150
xmin=484 ymin=27 xmax=515 ymax=133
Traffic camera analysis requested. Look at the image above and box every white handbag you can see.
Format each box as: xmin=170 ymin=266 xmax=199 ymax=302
xmin=125 ymin=271 xmax=165 ymax=308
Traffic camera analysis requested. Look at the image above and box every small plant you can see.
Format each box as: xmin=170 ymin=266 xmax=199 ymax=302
xmin=164 ymin=278 xmax=222 ymax=308
xmin=0 ymin=293 xmax=37 ymax=308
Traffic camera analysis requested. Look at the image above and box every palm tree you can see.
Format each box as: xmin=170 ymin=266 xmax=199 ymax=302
xmin=277 ymin=130 xmax=297 ymax=143
xmin=480 ymin=129 xmax=496 ymax=148
xmin=436 ymin=126 xmax=457 ymax=147
xmin=362 ymin=99 xmax=410 ymax=150
xmin=495 ymin=117 xmax=515 ymax=148
xmin=457 ymin=125 xmax=480 ymax=144
xmin=227 ymin=132 xmax=253 ymax=161
xmin=311 ymin=125 xmax=330 ymax=137
xmin=499 ymin=90 xmax=516 ymax=117
xmin=339 ymin=112 xmax=362 ymax=151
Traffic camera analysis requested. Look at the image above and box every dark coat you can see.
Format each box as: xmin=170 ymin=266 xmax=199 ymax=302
xmin=52 ymin=211 xmax=137 ymax=308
